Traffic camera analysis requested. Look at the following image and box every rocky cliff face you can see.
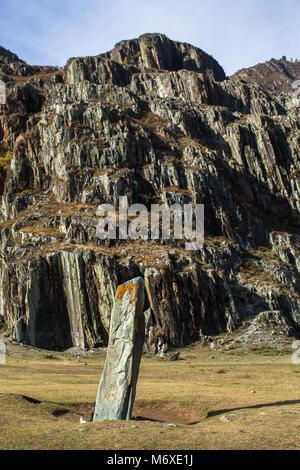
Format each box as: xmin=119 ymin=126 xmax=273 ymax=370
xmin=0 ymin=33 xmax=299 ymax=352
xmin=233 ymin=58 xmax=300 ymax=94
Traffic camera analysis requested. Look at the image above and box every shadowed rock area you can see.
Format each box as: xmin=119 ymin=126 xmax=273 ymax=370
xmin=0 ymin=33 xmax=299 ymax=352
xmin=93 ymin=277 xmax=145 ymax=421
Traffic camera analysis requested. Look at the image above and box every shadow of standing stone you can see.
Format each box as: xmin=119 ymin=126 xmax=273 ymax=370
xmin=93 ymin=277 xmax=145 ymax=421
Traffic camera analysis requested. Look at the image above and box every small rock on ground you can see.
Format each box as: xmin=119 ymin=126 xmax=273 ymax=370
xmin=219 ymin=415 xmax=230 ymax=423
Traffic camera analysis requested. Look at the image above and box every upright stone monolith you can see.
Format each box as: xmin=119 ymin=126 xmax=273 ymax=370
xmin=93 ymin=277 xmax=145 ymax=421
xmin=0 ymin=336 xmax=6 ymax=365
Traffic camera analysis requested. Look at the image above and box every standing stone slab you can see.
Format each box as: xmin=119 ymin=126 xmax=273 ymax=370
xmin=93 ymin=277 xmax=145 ymax=421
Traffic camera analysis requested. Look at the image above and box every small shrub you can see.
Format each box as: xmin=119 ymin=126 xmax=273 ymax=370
xmin=0 ymin=149 xmax=13 ymax=170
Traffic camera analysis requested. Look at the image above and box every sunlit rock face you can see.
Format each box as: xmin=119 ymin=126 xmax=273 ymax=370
xmin=0 ymin=34 xmax=299 ymax=351
xmin=93 ymin=277 xmax=145 ymax=421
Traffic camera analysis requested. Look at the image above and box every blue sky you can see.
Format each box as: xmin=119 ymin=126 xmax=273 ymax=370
xmin=0 ymin=0 xmax=299 ymax=75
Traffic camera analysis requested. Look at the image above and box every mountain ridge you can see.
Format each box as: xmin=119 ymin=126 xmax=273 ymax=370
xmin=232 ymin=57 xmax=300 ymax=94
xmin=0 ymin=33 xmax=299 ymax=352
xmin=1 ymin=33 xmax=299 ymax=93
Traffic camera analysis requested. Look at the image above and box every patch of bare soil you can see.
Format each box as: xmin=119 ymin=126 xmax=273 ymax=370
xmin=132 ymin=401 xmax=206 ymax=425
xmin=53 ymin=401 xmax=206 ymax=425
xmin=0 ymin=393 xmax=206 ymax=425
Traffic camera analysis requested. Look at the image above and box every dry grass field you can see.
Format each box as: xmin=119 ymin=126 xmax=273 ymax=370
xmin=0 ymin=336 xmax=299 ymax=450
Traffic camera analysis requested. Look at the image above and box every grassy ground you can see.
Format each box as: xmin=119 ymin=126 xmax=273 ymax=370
xmin=0 ymin=338 xmax=299 ymax=450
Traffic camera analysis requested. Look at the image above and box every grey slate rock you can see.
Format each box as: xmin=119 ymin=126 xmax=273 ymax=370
xmin=93 ymin=277 xmax=145 ymax=421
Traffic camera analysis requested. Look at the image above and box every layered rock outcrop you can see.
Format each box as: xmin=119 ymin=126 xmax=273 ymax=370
xmin=0 ymin=34 xmax=299 ymax=351
xmin=233 ymin=58 xmax=300 ymax=94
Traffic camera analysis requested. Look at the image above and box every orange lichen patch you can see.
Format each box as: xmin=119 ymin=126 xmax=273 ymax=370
xmin=141 ymin=256 xmax=156 ymax=263
xmin=116 ymin=281 xmax=137 ymax=302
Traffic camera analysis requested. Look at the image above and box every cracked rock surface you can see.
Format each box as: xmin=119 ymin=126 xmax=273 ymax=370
xmin=0 ymin=34 xmax=299 ymax=351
